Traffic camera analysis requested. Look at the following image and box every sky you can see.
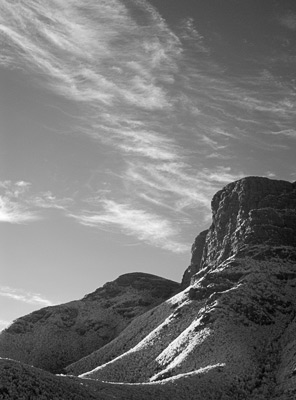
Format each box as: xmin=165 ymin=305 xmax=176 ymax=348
xmin=1 ymin=0 xmax=296 ymax=330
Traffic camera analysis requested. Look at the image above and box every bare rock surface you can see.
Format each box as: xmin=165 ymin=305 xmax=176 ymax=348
xmin=181 ymin=229 xmax=208 ymax=287
xmin=0 ymin=273 xmax=179 ymax=373
xmin=200 ymin=176 xmax=296 ymax=271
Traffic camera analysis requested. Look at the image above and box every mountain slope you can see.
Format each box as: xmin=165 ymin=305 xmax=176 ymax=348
xmin=0 ymin=273 xmax=179 ymax=373
xmin=67 ymin=177 xmax=296 ymax=399
xmin=1 ymin=176 xmax=296 ymax=400
xmin=0 ymin=357 xmax=253 ymax=400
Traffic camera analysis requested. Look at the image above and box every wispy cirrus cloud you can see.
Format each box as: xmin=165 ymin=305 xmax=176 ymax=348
xmin=1 ymin=0 xmax=295 ymax=251
xmin=268 ymin=129 xmax=296 ymax=139
xmin=1 ymin=0 xmax=293 ymax=161
xmin=0 ymin=0 xmax=179 ymax=110
xmin=0 ymin=196 xmax=39 ymax=223
xmin=0 ymin=180 xmax=72 ymax=223
xmin=99 ymin=126 xmax=183 ymax=161
xmin=70 ymin=162 xmax=244 ymax=249
xmin=31 ymin=191 xmax=73 ymax=210
xmin=0 ymin=286 xmax=54 ymax=307
xmin=125 ymin=162 xmax=244 ymax=211
xmin=70 ymin=199 xmax=189 ymax=253
xmin=278 ymin=12 xmax=296 ymax=31
xmin=0 ymin=181 xmax=40 ymax=223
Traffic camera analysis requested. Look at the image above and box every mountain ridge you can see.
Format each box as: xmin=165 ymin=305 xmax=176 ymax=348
xmin=1 ymin=176 xmax=296 ymax=399
xmin=0 ymin=273 xmax=179 ymax=373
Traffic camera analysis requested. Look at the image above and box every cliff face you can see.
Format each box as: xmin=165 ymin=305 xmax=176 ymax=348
xmin=0 ymin=273 xmax=179 ymax=373
xmin=1 ymin=176 xmax=296 ymax=400
xmin=202 ymin=177 xmax=296 ymax=269
xmin=183 ymin=177 xmax=296 ymax=286
xmin=181 ymin=229 xmax=208 ymax=287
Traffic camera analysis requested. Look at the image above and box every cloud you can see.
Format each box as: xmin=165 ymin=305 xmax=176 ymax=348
xmin=31 ymin=191 xmax=73 ymax=210
xmin=178 ymin=17 xmax=209 ymax=54
xmin=0 ymin=196 xmax=40 ymax=223
xmin=70 ymin=199 xmax=189 ymax=253
xmin=0 ymin=0 xmax=180 ymax=110
xmin=105 ymin=127 xmax=183 ymax=161
xmin=0 ymin=181 xmax=71 ymax=223
xmin=0 ymin=286 xmax=54 ymax=307
xmin=1 ymin=0 xmax=294 ymax=252
xmin=266 ymin=171 xmax=277 ymax=179
xmin=268 ymin=129 xmax=296 ymax=139
xmin=278 ymin=13 xmax=296 ymax=31
xmin=0 ymin=180 xmax=31 ymax=197
xmin=200 ymin=166 xmax=245 ymax=184
xmin=125 ymin=162 xmax=244 ymax=211
xmin=1 ymin=0 xmax=293 ymax=162
xmin=0 ymin=319 xmax=11 ymax=331
xmin=0 ymin=180 xmax=38 ymax=223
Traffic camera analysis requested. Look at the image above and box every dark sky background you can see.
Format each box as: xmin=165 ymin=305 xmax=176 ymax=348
xmin=0 ymin=0 xmax=295 ymax=329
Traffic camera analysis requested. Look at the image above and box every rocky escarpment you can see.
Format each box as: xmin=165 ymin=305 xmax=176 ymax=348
xmin=0 ymin=273 xmax=179 ymax=374
xmin=182 ymin=177 xmax=296 ymax=286
xmin=1 ymin=176 xmax=296 ymax=400
xmin=201 ymin=177 xmax=296 ymax=270
xmin=66 ymin=177 xmax=296 ymax=399
xmin=181 ymin=229 xmax=208 ymax=287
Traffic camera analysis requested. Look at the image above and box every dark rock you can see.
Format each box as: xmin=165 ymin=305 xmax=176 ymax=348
xmin=181 ymin=229 xmax=208 ymax=287
xmin=198 ymin=177 xmax=296 ymax=273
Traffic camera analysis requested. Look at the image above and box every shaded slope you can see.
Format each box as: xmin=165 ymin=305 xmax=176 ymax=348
xmin=0 ymin=357 xmax=248 ymax=400
xmin=0 ymin=358 xmax=98 ymax=400
xmin=0 ymin=273 xmax=179 ymax=373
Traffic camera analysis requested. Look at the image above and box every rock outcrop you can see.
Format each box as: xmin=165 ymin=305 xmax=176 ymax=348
xmin=181 ymin=229 xmax=208 ymax=287
xmin=182 ymin=177 xmax=296 ymax=287
xmin=0 ymin=273 xmax=179 ymax=373
xmin=200 ymin=177 xmax=296 ymax=271
xmin=1 ymin=176 xmax=296 ymax=400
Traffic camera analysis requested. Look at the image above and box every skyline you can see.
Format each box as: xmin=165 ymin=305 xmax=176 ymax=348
xmin=1 ymin=0 xmax=296 ymax=329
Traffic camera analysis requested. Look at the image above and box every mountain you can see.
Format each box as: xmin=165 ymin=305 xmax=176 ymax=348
xmin=0 ymin=273 xmax=179 ymax=373
xmin=1 ymin=176 xmax=296 ymax=400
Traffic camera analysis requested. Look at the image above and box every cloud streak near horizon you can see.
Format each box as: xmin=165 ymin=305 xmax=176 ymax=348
xmin=0 ymin=319 xmax=10 ymax=331
xmin=0 ymin=286 xmax=54 ymax=307
xmin=0 ymin=0 xmax=295 ymax=251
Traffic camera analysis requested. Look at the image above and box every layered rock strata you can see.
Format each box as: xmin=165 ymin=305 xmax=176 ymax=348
xmin=181 ymin=229 xmax=208 ymax=287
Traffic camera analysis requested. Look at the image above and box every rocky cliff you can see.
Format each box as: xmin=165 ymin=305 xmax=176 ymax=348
xmin=182 ymin=177 xmax=296 ymax=286
xmin=181 ymin=229 xmax=208 ymax=287
xmin=1 ymin=176 xmax=296 ymax=400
